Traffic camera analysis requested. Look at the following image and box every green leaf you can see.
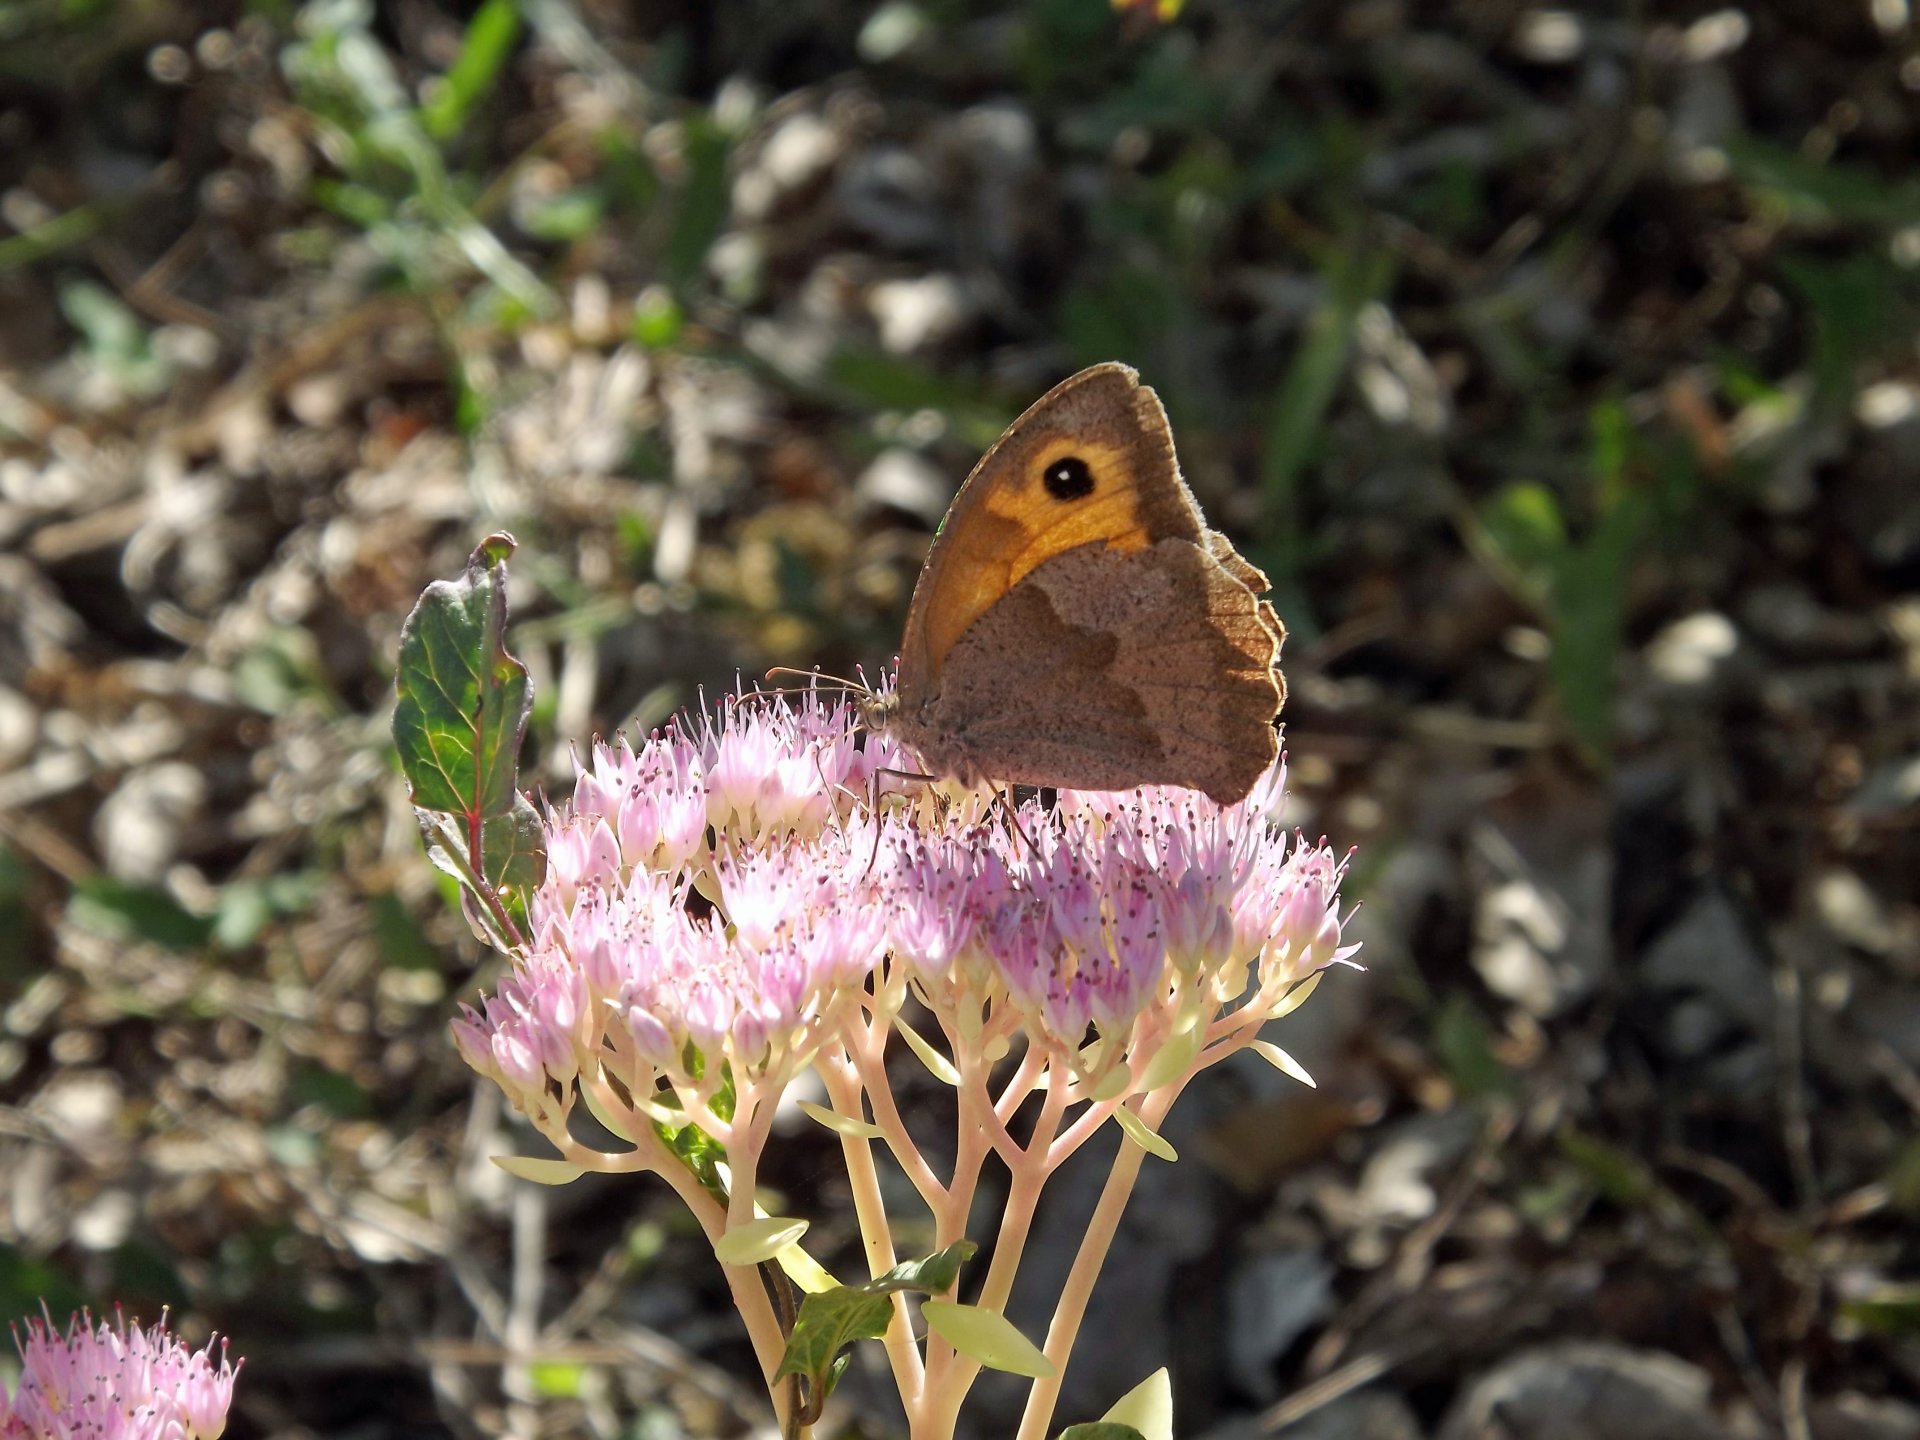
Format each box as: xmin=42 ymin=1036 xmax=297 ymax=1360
xmin=105 ymin=1238 xmax=187 ymax=1309
xmin=264 ymin=1126 xmax=322 ymax=1169
xmin=492 ymin=1156 xmax=587 ymax=1185
xmin=865 ymin=1241 xmax=975 ymax=1298
xmin=1138 ymin=1021 xmax=1202 ymax=1092
xmin=1097 ymin=1368 xmax=1172 ymax=1440
xmin=521 ymin=189 xmax=604 ymax=243
xmin=482 ymin=792 xmax=547 ymax=904
xmin=1778 ymin=252 xmax=1918 ymax=410
xmin=66 ymin=880 xmax=211 ymax=953
xmin=1433 ymin=994 xmax=1514 ymax=1101
xmin=1058 ymin=265 xmax=1180 ymax=384
xmin=1260 ymin=246 xmax=1396 ymax=572
xmin=1726 ymin=135 xmax=1920 ymax=228
xmin=289 ymin=1063 xmax=374 ymax=1119
xmin=417 ymin=815 xmax=520 ymax=953
xmin=1112 ymin=1104 xmax=1177 ymax=1163
xmin=1248 ymin=1039 xmax=1315 ymax=1088
xmin=714 ymin=1216 xmax=810 ymax=1267
xmin=1477 ymin=482 xmax=1567 ymax=604
xmin=798 ymin=1100 xmax=886 ymax=1139
xmin=65 ymin=281 xmax=140 ymax=356
xmin=529 ymin=1361 xmax=587 ymax=1399
xmin=1557 ymin=1130 xmax=1654 ymax=1207
xmin=1838 ymin=1285 xmax=1920 ymax=1338
xmin=394 ymin=533 xmax=530 ymax=822
xmin=775 ymin=1241 xmax=839 ymax=1295
xmin=1548 ymin=491 xmax=1645 ymax=758
xmin=0 ymin=849 xmax=29 ymax=986
xmin=1588 ymin=397 xmax=1632 ymax=501
xmin=858 ymin=2 xmax=934 ymax=62
xmin=775 ymin=1242 xmax=978 ymax=1402
xmin=825 ymin=348 xmax=1011 ymax=451
xmin=395 ymin=535 xmax=546 ymax=920
xmin=630 ymin=286 xmax=684 ymax=349
xmin=895 ymin=1017 xmax=960 ymax=1085
xmin=0 ymin=201 xmax=104 ymax=274
xmin=211 ymin=873 xmax=318 ymax=951
xmin=775 ymin=1287 xmax=894 ymax=1397
xmin=655 ymin=1108 xmax=730 ymax=1204
xmin=1887 ymin=1139 xmax=1920 ymax=1216
xmin=420 ymin=0 xmax=522 ymax=141
xmin=922 ymin=1300 xmax=1054 ymax=1378
xmin=666 ymin=117 xmax=730 ymax=289
xmin=369 ymin=891 xmax=442 ymax=972
xmin=827 ymin=347 xmax=964 ymax=410
xmin=0 ymin=1246 xmax=87 ymax=1325
xmin=213 ymin=888 xmax=266 ymax=946
xmin=1060 ymin=1427 xmax=1148 ymax=1440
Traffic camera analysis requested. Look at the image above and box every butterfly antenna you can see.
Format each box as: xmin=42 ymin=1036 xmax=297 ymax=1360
xmin=765 ymin=665 xmax=867 ymax=696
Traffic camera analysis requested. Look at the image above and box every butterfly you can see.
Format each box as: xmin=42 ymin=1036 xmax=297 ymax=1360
xmin=862 ymin=362 xmax=1285 ymax=805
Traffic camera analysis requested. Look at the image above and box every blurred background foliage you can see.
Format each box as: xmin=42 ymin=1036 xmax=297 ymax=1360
xmin=2 ymin=1 xmax=1919 ymax=1437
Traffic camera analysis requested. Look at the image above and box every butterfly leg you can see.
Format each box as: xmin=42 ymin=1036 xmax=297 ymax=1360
xmin=989 ymin=783 xmax=1041 ymax=858
xmin=806 ymin=741 xmax=859 ymax=844
xmin=862 ymin=764 xmax=940 ymax=875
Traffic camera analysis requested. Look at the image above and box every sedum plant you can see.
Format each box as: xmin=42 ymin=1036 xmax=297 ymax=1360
xmin=0 ymin=1308 xmax=239 ymax=1440
xmin=395 ymin=537 xmax=1357 ymax=1440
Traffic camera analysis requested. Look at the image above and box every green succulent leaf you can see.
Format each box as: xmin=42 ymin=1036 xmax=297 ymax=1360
xmin=1095 ymin=1368 xmax=1172 ymax=1440
xmin=921 ymin=1300 xmax=1054 ymax=1378
xmin=714 ymin=1217 xmax=811 ymax=1267
xmin=491 ymin=1156 xmax=586 ymax=1185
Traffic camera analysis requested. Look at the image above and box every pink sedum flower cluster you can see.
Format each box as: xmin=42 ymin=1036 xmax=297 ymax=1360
xmin=1 ymin=1309 xmax=238 ymax=1440
xmin=452 ymin=678 xmax=1355 ymax=1135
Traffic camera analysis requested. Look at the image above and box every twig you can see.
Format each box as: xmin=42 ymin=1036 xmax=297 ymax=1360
xmin=502 ymin=1179 xmax=548 ymax=1438
xmin=1258 ymin=1343 xmax=1418 ymax=1434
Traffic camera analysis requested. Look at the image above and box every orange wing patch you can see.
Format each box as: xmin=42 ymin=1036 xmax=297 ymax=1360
xmin=897 ymin=364 xmax=1209 ymax=701
xmin=919 ymin=437 xmax=1157 ymax=684
xmin=987 ymin=436 xmax=1159 ymax=581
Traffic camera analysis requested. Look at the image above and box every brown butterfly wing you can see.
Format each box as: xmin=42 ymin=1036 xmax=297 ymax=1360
xmin=1206 ymin=529 xmax=1288 ymax=714
xmin=896 ymin=363 xmax=1207 ymax=708
xmin=895 ymin=537 xmax=1285 ymax=804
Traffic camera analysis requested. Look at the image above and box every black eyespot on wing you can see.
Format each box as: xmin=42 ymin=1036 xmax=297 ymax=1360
xmin=1043 ymin=456 xmax=1095 ymax=501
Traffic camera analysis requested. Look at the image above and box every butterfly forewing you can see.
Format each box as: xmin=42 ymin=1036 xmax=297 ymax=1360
xmin=899 ymin=365 xmax=1206 ymax=702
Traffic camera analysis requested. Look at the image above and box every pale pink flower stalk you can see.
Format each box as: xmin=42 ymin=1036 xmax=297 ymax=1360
xmin=451 ymin=673 xmax=1356 ymax=1439
xmin=0 ymin=1308 xmax=238 ymax=1440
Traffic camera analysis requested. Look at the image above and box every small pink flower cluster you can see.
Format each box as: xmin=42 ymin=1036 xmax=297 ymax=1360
xmin=452 ymin=689 xmax=902 ymax=1127
xmin=451 ymin=679 xmax=1354 ymax=1126
xmin=1 ymin=1309 xmax=238 ymax=1440
xmin=946 ymin=777 xmax=1349 ymax=1046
